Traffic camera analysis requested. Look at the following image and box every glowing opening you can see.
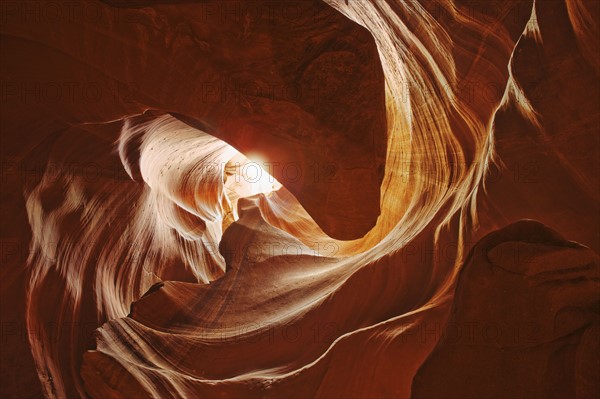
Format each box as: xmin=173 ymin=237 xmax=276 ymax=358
xmin=222 ymin=152 xmax=282 ymax=223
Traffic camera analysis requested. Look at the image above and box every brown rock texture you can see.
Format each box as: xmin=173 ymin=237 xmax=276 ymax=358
xmin=412 ymin=220 xmax=600 ymax=399
xmin=0 ymin=0 xmax=598 ymax=398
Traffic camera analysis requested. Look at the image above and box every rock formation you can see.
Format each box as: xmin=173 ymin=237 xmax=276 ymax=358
xmin=0 ymin=0 xmax=597 ymax=398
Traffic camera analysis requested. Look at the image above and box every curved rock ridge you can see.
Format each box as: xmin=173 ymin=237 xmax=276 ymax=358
xmin=413 ymin=220 xmax=600 ymax=399
xmin=0 ymin=0 xmax=388 ymax=241
xmin=0 ymin=0 xmax=598 ymax=398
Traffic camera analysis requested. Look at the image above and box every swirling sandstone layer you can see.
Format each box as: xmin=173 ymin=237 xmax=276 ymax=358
xmin=0 ymin=0 xmax=598 ymax=398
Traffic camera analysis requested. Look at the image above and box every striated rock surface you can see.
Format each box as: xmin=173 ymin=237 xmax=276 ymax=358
xmin=412 ymin=220 xmax=600 ymax=398
xmin=0 ymin=0 xmax=598 ymax=398
xmin=0 ymin=0 xmax=387 ymax=241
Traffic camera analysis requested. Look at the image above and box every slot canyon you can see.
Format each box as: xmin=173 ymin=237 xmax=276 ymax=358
xmin=0 ymin=0 xmax=598 ymax=398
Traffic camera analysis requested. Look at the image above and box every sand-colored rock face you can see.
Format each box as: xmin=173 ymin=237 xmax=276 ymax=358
xmin=0 ymin=1 xmax=598 ymax=398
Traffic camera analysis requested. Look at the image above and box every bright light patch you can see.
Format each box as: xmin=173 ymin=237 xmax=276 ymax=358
xmin=223 ymin=152 xmax=282 ymax=222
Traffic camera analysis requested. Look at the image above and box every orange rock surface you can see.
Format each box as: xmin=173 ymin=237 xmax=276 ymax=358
xmin=1 ymin=1 xmax=598 ymax=398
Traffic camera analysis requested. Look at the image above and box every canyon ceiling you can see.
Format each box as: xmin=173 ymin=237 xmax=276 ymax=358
xmin=0 ymin=0 xmax=599 ymax=398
